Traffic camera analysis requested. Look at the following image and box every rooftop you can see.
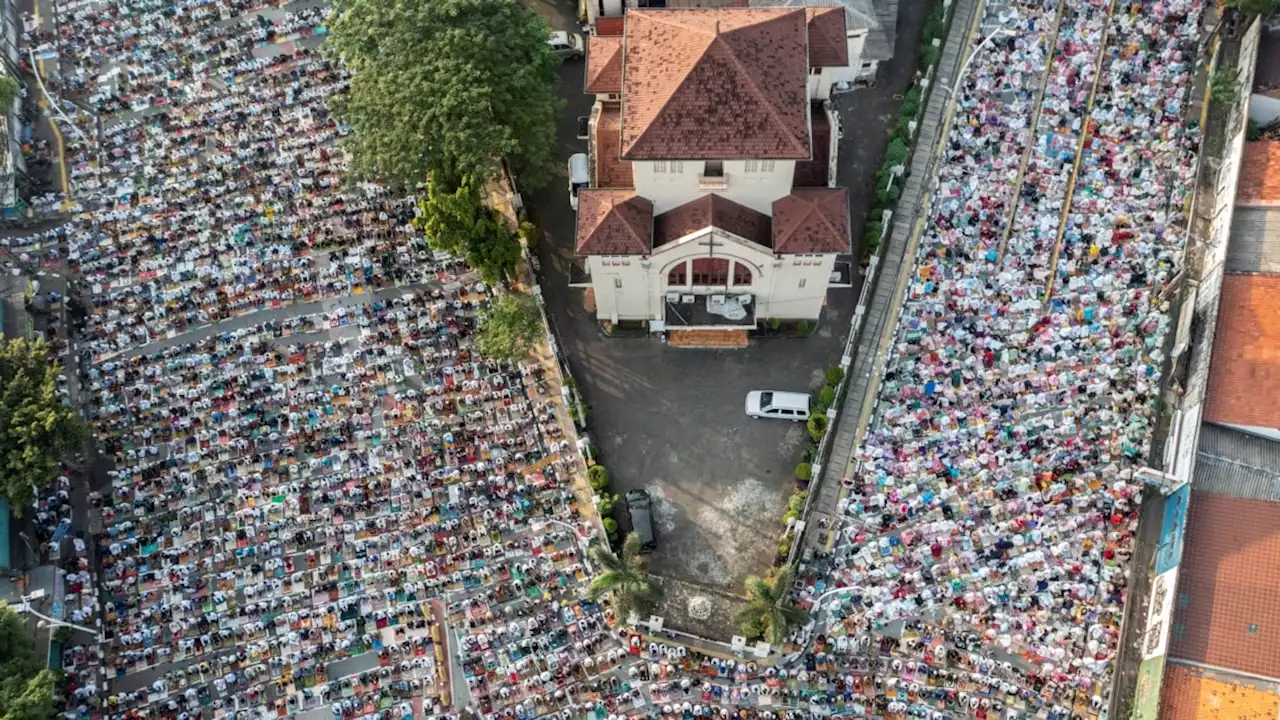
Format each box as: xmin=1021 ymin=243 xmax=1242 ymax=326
xmin=748 ymin=0 xmax=893 ymax=60
xmin=805 ymin=7 xmax=849 ymax=67
xmin=620 ymin=8 xmax=812 ymax=160
xmin=594 ymin=105 xmax=634 ymax=189
xmin=576 ymin=190 xmax=653 ymax=255
xmin=1236 ymin=141 xmax=1280 ymax=205
xmin=1227 ymin=206 xmax=1280 ymax=275
xmin=771 ymin=187 xmax=850 ymax=253
xmin=1203 ymin=274 xmax=1280 ymax=430
xmin=793 ymin=103 xmax=831 ymax=187
xmin=1159 ymin=662 xmax=1280 ymax=720
xmin=653 ymin=194 xmax=772 ymax=248
xmin=1195 ymin=423 xmax=1280 ymax=502
xmin=1166 ymin=492 xmax=1280 ymax=679
xmin=585 ymin=35 xmax=623 ymax=95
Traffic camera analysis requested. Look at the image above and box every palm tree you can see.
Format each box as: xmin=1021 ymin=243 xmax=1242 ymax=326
xmin=586 ymin=533 xmax=663 ymax=624
xmin=735 ymin=564 xmax=808 ymax=646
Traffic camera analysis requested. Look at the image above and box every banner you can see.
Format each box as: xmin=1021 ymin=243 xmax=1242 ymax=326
xmin=1155 ymin=483 xmax=1190 ymax=575
xmin=1131 ymin=655 xmax=1166 ymax=720
xmin=1142 ymin=568 xmax=1178 ymax=661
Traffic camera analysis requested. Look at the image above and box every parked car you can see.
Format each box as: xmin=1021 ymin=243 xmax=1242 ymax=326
xmin=625 ymin=490 xmax=657 ymax=553
xmin=567 ymin=153 xmax=589 ymax=210
xmin=745 ymin=391 xmax=811 ymax=422
xmin=548 ymin=31 xmax=584 ymax=60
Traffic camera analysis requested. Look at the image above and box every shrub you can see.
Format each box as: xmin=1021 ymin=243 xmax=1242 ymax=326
xmin=570 ymin=403 xmax=589 ymax=425
xmin=597 ymin=492 xmax=619 ymax=515
xmin=923 ymin=8 xmax=945 ymax=42
xmin=797 ymin=320 xmax=813 ymax=335
xmin=778 ymin=537 xmax=794 ymax=560
xmin=900 ymin=86 xmax=922 ymax=119
xmin=603 ymin=517 xmax=618 ymax=539
xmin=921 ymin=44 xmax=940 ymax=69
xmin=825 ymin=366 xmax=844 ymax=386
xmin=819 ymin=385 xmax=836 ymax=408
xmin=788 ymin=491 xmax=808 ymax=517
xmin=808 ymin=414 xmax=829 ymax=441
xmin=893 ymin=116 xmax=913 ymax=141
xmin=1210 ymin=67 xmax=1237 ymax=105
xmin=588 ymin=464 xmax=610 ymax=491
xmin=768 ymin=317 xmax=781 ymax=331
xmin=876 ymin=183 xmax=902 ymax=207
xmin=884 ymin=139 xmax=909 ymax=167
xmin=795 ymin=462 xmax=812 ymax=482
xmin=518 ymin=221 xmax=540 ymax=251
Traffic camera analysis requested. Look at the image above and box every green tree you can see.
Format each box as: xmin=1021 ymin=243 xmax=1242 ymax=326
xmin=326 ymin=0 xmax=563 ymax=189
xmin=735 ymin=564 xmax=807 ymax=645
xmin=1223 ymin=0 xmax=1280 ymax=17
xmin=0 ymin=604 xmax=57 ymax=720
xmin=587 ymin=533 xmax=664 ymax=623
xmin=1210 ymin=67 xmax=1239 ymax=106
xmin=415 ymin=175 xmax=521 ymax=283
xmin=0 ymin=77 xmax=20 ymax=110
xmin=475 ymin=291 xmax=543 ymax=362
xmin=0 ymin=339 xmax=86 ymax=512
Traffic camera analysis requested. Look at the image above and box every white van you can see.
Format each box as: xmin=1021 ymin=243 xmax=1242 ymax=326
xmin=568 ymin=153 xmax=589 ymax=210
xmin=745 ymin=391 xmax=811 ymax=421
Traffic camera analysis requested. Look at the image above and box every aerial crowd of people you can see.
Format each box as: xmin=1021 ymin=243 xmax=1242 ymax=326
xmin=809 ymin=0 xmax=1201 ymax=714
xmin=4 ymin=0 xmax=1206 ymax=714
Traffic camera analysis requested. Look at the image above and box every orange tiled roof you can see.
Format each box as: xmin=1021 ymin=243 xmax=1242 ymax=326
xmin=806 ymin=7 xmax=848 ymax=67
xmin=1204 ymin=274 xmax=1280 ymax=429
xmin=1167 ymin=492 xmax=1280 ymax=678
xmin=585 ymin=35 xmax=623 ymax=94
xmin=1237 ymin=142 xmax=1280 ymax=205
xmin=596 ymin=16 xmax=625 ymax=36
xmin=576 ymin=190 xmax=652 ymax=255
xmin=772 ymin=187 xmax=850 ymax=253
xmin=621 ymin=8 xmax=811 ymax=160
xmin=1159 ymin=663 xmax=1280 ymax=720
xmin=653 ymin=194 xmax=771 ymax=248
xmin=594 ymin=105 xmax=633 ymax=189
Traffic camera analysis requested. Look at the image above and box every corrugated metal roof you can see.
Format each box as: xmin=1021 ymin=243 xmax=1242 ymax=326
xmin=1227 ymin=206 xmax=1280 ymax=275
xmin=1193 ymin=423 xmax=1280 ymax=501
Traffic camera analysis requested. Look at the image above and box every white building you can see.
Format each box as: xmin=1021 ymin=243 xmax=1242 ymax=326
xmin=575 ymin=7 xmax=853 ymax=344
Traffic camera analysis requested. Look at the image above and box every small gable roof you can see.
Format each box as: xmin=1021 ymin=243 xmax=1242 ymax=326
xmin=576 ymin=190 xmax=653 ymax=255
xmin=772 ymin=187 xmax=850 ymax=253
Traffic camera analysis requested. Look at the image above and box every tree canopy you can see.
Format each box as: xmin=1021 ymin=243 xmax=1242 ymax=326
xmin=326 ymin=0 xmax=563 ymax=189
xmin=1223 ymin=0 xmax=1279 ymax=17
xmin=414 ymin=175 xmax=522 ymax=283
xmin=475 ymin=291 xmax=543 ymax=362
xmin=0 ymin=604 xmax=57 ymax=720
xmin=0 ymin=77 xmax=20 ymax=110
xmin=0 ymin=339 xmax=86 ymax=513
xmin=735 ymin=564 xmax=807 ymax=646
xmin=587 ymin=534 xmax=664 ymax=624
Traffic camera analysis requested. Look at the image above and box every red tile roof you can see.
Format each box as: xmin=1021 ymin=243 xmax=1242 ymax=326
xmin=1167 ymin=492 xmax=1280 ymax=678
xmin=596 ymin=16 xmax=625 ymax=36
xmin=594 ymin=104 xmax=633 ymax=189
xmin=794 ymin=103 xmax=830 ymax=187
xmin=772 ymin=187 xmax=849 ymax=253
xmin=1237 ymin=142 xmax=1280 ymax=205
xmin=653 ymin=194 xmax=772 ymax=248
xmin=805 ymin=8 xmax=849 ymax=67
xmin=621 ymin=8 xmax=811 ymax=160
xmin=1204 ymin=274 xmax=1280 ymax=429
xmin=585 ymin=36 xmax=623 ymax=94
xmin=1160 ymin=663 xmax=1280 ymax=720
xmin=576 ymin=190 xmax=653 ymax=255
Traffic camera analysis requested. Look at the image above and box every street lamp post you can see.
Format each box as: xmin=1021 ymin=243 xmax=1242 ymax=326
xmin=17 ymin=591 xmax=101 ymax=639
xmin=940 ymin=8 xmax=1021 ymax=99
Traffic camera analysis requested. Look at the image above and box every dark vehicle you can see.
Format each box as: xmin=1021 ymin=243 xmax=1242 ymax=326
xmin=625 ymin=490 xmax=657 ymax=553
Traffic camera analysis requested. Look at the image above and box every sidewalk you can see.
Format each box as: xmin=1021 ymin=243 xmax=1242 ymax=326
xmin=805 ymin=0 xmax=981 ymax=552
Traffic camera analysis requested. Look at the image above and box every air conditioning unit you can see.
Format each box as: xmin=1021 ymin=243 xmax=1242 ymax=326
xmin=665 ymin=292 xmax=680 ymax=303
xmin=737 ymin=295 xmax=752 ymax=305
xmin=711 ymin=294 xmax=726 ymax=304
xmin=681 ymin=295 xmax=695 ymax=304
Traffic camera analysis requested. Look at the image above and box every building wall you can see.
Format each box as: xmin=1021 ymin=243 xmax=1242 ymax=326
xmin=632 ymin=159 xmax=796 ymax=214
xmin=587 ymin=231 xmax=836 ymax=324
xmin=587 ymin=255 xmax=651 ymax=322
xmin=810 ymin=32 xmax=868 ymax=100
